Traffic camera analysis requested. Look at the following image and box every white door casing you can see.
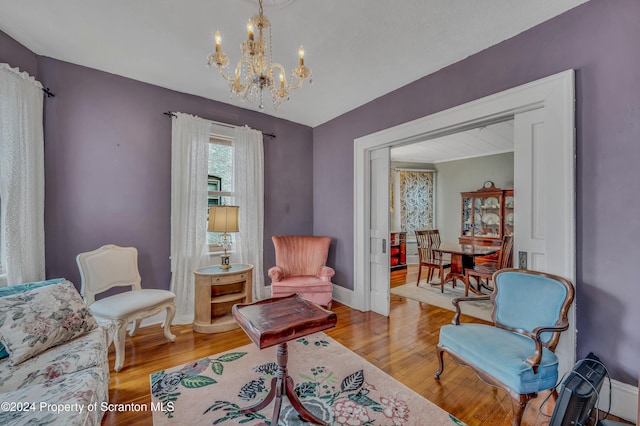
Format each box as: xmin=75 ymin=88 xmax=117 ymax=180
xmin=513 ymin=107 xmax=576 ymax=376
xmin=369 ymin=148 xmax=391 ymax=316
xmin=354 ymin=69 xmax=575 ymax=372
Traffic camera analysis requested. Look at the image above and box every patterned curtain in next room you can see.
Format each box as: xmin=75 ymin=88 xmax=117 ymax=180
xmin=399 ymin=170 xmax=435 ymax=234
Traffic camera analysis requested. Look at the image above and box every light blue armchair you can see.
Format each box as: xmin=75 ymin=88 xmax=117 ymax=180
xmin=435 ymin=268 xmax=575 ymax=426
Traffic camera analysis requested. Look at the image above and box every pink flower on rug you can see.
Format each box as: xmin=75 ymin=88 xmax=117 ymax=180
xmin=333 ymin=398 xmax=370 ymax=425
xmin=380 ymin=395 xmax=410 ymax=425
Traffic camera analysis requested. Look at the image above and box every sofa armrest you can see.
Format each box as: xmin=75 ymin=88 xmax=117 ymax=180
xmin=316 ymin=266 xmax=335 ymax=281
xmin=268 ymin=266 xmax=285 ymax=282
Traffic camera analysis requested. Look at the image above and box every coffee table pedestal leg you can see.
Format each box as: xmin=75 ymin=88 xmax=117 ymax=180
xmin=238 ymin=342 xmax=327 ymax=425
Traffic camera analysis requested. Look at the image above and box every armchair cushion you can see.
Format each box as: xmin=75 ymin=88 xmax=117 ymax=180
xmin=270 ymin=276 xmax=335 ymax=294
xmin=439 ymin=323 xmax=559 ymax=394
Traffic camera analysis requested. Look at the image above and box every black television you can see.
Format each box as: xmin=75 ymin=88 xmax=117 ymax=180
xmin=549 ymin=352 xmax=608 ymax=426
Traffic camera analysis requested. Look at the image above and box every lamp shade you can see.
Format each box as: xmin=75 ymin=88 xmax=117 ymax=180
xmin=208 ymin=205 xmax=239 ymax=233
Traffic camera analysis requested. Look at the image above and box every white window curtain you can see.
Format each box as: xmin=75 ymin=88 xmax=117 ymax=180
xmin=232 ymin=126 xmax=266 ymax=300
xmin=0 ymin=63 xmax=45 ymax=286
xmin=170 ymin=113 xmax=211 ymax=324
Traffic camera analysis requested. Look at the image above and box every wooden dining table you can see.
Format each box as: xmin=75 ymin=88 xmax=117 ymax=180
xmin=434 ymin=242 xmax=499 ymax=295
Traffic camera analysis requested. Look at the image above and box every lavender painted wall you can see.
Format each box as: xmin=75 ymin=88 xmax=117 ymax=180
xmin=0 ymin=30 xmax=38 ymax=77
xmin=0 ymin=42 xmax=314 ymax=295
xmin=36 ymin=57 xmax=313 ymax=291
xmin=313 ymin=0 xmax=640 ymax=384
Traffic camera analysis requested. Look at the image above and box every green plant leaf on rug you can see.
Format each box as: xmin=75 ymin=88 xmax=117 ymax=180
xmin=341 ymin=369 xmax=365 ymax=392
xmin=181 ymin=375 xmax=217 ymax=388
xmin=211 ymin=351 xmax=248 ymax=375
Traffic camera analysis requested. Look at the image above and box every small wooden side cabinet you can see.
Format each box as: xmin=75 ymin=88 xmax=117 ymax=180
xmin=193 ymin=264 xmax=253 ymax=333
xmin=390 ymin=232 xmax=407 ymax=271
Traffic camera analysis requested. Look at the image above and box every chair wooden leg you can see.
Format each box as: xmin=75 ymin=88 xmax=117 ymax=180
xmin=434 ymin=346 xmax=445 ymax=379
xmin=163 ymin=303 xmax=177 ymax=342
xmin=416 ymin=264 xmax=423 ymax=286
xmin=113 ymin=319 xmax=128 ymax=372
xmin=510 ymin=393 xmax=533 ymax=426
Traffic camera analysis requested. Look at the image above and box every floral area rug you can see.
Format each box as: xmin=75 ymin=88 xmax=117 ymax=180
xmin=391 ymin=281 xmax=493 ymax=322
xmin=150 ymin=332 xmax=465 ymax=425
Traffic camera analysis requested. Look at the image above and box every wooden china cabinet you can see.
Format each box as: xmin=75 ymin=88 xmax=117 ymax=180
xmin=459 ymin=181 xmax=514 ymax=248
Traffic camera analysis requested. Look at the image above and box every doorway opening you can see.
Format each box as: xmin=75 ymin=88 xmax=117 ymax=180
xmin=353 ymin=69 xmax=575 ymax=376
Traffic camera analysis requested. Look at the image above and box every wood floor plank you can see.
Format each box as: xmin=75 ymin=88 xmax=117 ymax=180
xmin=102 ymin=265 xmax=629 ymax=425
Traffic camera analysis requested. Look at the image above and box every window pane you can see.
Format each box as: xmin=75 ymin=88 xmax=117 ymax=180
xmin=208 ymin=143 xmax=232 ymax=193
xmin=207 ymin=141 xmax=234 ymax=248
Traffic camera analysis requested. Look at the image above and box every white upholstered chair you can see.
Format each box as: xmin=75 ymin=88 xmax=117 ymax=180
xmin=76 ymin=244 xmax=176 ymax=372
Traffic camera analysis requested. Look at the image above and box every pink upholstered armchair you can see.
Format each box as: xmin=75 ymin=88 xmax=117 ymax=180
xmin=268 ymin=235 xmax=334 ymax=308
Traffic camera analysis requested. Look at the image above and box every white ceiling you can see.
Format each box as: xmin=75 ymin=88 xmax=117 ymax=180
xmin=0 ymin=0 xmax=589 ymax=127
xmin=391 ymin=120 xmax=514 ymax=163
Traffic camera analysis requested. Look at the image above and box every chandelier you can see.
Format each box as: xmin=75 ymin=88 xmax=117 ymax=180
xmin=207 ymin=0 xmax=312 ymax=111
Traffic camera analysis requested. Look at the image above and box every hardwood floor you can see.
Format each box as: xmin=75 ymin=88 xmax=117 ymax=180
xmin=103 ymin=265 xmax=626 ymax=425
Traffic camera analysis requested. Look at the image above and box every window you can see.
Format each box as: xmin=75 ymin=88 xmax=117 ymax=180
xmin=207 ymin=137 xmax=234 ymax=250
xmin=398 ymin=170 xmax=436 ymax=234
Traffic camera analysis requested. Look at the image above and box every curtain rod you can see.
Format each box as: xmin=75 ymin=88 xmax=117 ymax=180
xmin=394 ymin=168 xmax=437 ymax=172
xmin=42 ymin=88 xmax=55 ymax=97
xmin=163 ymin=111 xmax=276 ymax=139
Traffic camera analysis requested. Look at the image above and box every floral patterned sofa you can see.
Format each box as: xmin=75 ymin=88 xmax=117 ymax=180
xmin=0 ymin=279 xmax=110 ymax=426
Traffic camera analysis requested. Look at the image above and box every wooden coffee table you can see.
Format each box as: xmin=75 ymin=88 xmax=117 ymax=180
xmin=232 ymin=294 xmax=337 ymax=425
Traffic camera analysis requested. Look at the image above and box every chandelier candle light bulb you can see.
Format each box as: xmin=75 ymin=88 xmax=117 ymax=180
xmin=207 ymin=0 xmax=312 ymax=111
xmin=247 ymin=21 xmax=254 ymax=41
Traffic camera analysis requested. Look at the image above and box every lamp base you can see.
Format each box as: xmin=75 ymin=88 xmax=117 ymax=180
xmin=219 ymin=254 xmax=231 ymax=270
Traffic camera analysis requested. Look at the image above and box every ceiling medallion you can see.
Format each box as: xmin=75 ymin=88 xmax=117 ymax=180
xmin=208 ymin=0 xmax=311 ymax=111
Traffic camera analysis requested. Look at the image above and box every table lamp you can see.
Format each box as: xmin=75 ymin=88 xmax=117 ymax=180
xmin=208 ymin=205 xmax=239 ymax=270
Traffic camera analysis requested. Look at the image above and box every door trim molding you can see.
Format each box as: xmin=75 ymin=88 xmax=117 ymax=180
xmin=354 ymin=68 xmax=575 ymax=353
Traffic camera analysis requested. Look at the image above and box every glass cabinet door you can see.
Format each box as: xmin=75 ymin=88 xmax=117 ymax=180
xmin=504 ymin=191 xmax=514 ymax=237
xmin=475 ymin=194 xmax=501 ymax=238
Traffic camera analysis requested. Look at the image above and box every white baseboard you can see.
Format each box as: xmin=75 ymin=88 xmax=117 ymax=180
xmin=598 ymin=378 xmax=638 ymax=423
xmin=332 ymin=284 xmax=355 ymax=309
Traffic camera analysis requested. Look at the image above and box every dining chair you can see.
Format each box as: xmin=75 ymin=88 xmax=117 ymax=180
xmin=76 ymin=244 xmax=176 ymax=372
xmin=435 ymin=269 xmax=575 ymax=426
xmin=465 ymin=234 xmax=514 ymax=295
xmin=415 ymin=229 xmax=451 ymax=292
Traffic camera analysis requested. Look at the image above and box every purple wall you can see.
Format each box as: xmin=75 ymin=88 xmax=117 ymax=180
xmin=313 ymin=0 xmax=640 ymax=384
xmin=1 ymin=43 xmax=313 ymax=294
xmin=37 ymin=58 xmax=313 ymax=291
xmin=0 ymin=30 xmax=38 ymax=77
